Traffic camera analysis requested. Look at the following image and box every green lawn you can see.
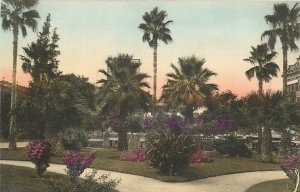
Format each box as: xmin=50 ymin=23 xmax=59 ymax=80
xmin=245 ymin=179 xmax=293 ymax=192
xmin=0 ymin=164 xmax=70 ymax=192
xmin=0 ymin=147 xmax=281 ymax=182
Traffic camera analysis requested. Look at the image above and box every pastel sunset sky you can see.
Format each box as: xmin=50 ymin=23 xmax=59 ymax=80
xmin=1 ymin=0 xmax=299 ymax=97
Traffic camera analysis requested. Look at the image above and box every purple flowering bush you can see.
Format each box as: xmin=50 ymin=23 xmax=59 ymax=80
xmin=281 ymin=154 xmax=300 ymax=191
xmin=145 ymin=113 xmax=196 ymax=175
xmin=25 ymin=139 xmax=51 ymax=176
xmin=120 ymin=149 xmax=146 ymax=162
xmin=63 ymin=150 xmax=96 ymax=182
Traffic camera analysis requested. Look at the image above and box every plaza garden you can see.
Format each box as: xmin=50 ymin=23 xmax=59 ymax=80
xmin=1 ymin=1 xmax=300 ymax=192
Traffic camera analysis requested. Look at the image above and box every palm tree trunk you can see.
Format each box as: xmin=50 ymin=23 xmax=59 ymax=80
xmin=257 ymin=80 xmax=263 ymax=154
xmin=262 ymin=125 xmax=273 ymax=162
xmin=117 ymin=108 xmax=128 ymax=151
xmin=282 ymin=46 xmax=288 ymax=94
xmin=153 ymin=43 xmax=157 ymax=114
xmin=280 ymin=45 xmax=290 ymax=158
xmin=9 ymin=27 xmax=18 ymax=150
xmin=184 ymin=105 xmax=194 ymax=123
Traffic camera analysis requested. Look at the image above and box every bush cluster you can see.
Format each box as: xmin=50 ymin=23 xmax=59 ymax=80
xmin=214 ymin=136 xmax=252 ymax=158
xmin=281 ymin=154 xmax=300 ymax=191
xmin=25 ymin=139 xmax=51 ymax=176
xmin=60 ymin=129 xmax=88 ymax=150
xmin=145 ymin=113 xmax=196 ymax=175
xmin=63 ymin=150 xmax=96 ymax=182
xmin=120 ymin=149 xmax=146 ymax=162
xmin=47 ymin=169 xmax=120 ymax=192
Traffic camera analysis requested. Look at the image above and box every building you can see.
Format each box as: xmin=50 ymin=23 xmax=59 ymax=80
xmin=287 ymin=55 xmax=300 ymax=103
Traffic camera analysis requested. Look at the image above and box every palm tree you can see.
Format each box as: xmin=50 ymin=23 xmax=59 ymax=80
xmin=138 ymin=7 xmax=173 ymax=112
xmin=97 ymin=54 xmax=151 ymax=151
xmin=262 ymin=3 xmax=300 ymax=93
xmin=244 ymin=43 xmax=279 ymax=96
xmin=1 ymin=0 xmax=40 ymax=149
xmin=262 ymin=3 xmax=300 ymax=157
xmin=244 ymin=43 xmax=279 ymax=154
xmin=160 ymin=56 xmax=218 ymax=122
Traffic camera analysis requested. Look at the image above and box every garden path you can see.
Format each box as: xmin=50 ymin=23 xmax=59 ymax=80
xmin=0 ymin=160 xmax=286 ymax=192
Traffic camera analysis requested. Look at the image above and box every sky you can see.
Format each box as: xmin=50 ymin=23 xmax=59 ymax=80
xmin=1 ymin=0 xmax=300 ymax=97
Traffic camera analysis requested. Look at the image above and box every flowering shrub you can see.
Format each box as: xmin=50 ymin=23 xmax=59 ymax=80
xmin=47 ymin=169 xmax=120 ymax=192
xmin=281 ymin=154 xmax=300 ymax=191
xmin=144 ymin=113 xmax=196 ymax=175
xmin=120 ymin=149 xmax=146 ymax=162
xmin=63 ymin=150 xmax=96 ymax=182
xmin=189 ymin=148 xmax=212 ymax=164
xmin=25 ymin=139 xmax=51 ymax=176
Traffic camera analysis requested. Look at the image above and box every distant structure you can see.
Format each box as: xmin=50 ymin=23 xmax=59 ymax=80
xmin=0 ymin=79 xmax=27 ymax=100
xmin=287 ymin=55 xmax=300 ymax=103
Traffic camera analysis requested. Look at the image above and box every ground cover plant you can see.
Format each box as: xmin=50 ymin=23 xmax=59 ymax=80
xmin=281 ymin=154 xmax=300 ymax=191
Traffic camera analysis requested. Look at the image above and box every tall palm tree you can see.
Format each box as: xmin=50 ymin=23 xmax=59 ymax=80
xmin=244 ymin=43 xmax=279 ymax=96
xmin=262 ymin=3 xmax=300 ymax=94
xmin=97 ymin=54 xmax=151 ymax=151
xmin=138 ymin=7 xmax=173 ymax=112
xmin=262 ymin=3 xmax=300 ymax=157
xmin=1 ymin=0 xmax=40 ymax=149
xmin=160 ymin=56 xmax=218 ymax=122
xmin=244 ymin=43 xmax=279 ymax=154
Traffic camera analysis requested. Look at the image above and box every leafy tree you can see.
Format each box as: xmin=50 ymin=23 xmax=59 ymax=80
xmin=139 ymin=7 xmax=173 ymax=112
xmin=97 ymin=54 xmax=151 ymax=151
xmin=1 ymin=0 xmax=40 ymax=149
xmin=161 ymin=55 xmax=218 ymax=122
xmin=243 ymin=43 xmax=279 ymax=154
xmin=262 ymin=2 xmax=300 ymax=157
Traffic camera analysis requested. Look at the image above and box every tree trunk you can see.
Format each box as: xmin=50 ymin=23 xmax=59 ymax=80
xmin=117 ymin=128 xmax=128 ymax=151
xmin=257 ymin=125 xmax=262 ymax=154
xmin=257 ymin=80 xmax=263 ymax=154
xmin=280 ymin=45 xmax=290 ymax=157
xmin=282 ymin=46 xmax=288 ymax=94
xmin=152 ymin=43 xmax=157 ymax=114
xmin=280 ymin=129 xmax=290 ymax=158
xmin=262 ymin=125 xmax=273 ymax=162
xmin=9 ymin=27 xmax=19 ymax=150
xmin=184 ymin=105 xmax=194 ymax=123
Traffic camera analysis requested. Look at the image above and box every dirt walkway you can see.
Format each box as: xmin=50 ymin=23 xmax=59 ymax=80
xmin=0 ymin=160 xmax=286 ymax=192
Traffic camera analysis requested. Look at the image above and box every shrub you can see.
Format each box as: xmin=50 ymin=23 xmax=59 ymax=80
xmin=63 ymin=150 xmax=96 ymax=182
xmin=214 ymin=136 xmax=252 ymax=158
xmin=60 ymin=129 xmax=88 ymax=150
xmin=146 ymin=130 xmax=196 ymax=175
xmin=120 ymin=149 xmax=146 ymax=162
xmin=189 ymin=148 xmax=212 ymax=164
xmin=281 ymin=154 xmax=300 ymax=192
xmin=25 ymin=139 xmax=51 ymax=176
xmin=46 ymin=169 xmax=120 ymax=192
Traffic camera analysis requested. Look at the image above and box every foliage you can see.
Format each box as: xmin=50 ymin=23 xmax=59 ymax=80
xmin=25 ymin=139 xmax=51 ymax=176
xmin=110 ymin=113 xmax=144 ymax=133
xmin=63 ymin=150 xmax=96 ymax=182
xmin=97 ymin=54 xmax=151 ymax=150
xmin=120 ymin=149 xmax=146 ymax=162
xmin=145 ymin=113 xmax=196 ymax=175
xmin=60 ymin=129 xmax=88 ymax=150
xmin=281 ymin=154 xmax=300 ymax=191
xmin=189 ymin=148 xmax=212 ymax=164
xmin=214 ymin=136 xmax=252 ymax=158
xmin=244 ymin=43 xmax=279 ymax=94
xmin=161 ymin=55 xmax=218 ymax=122
xmin=46 ymin=169 xmax=120 ymax=192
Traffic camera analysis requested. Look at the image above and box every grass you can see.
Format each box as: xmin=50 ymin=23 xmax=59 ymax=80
xmin=245 ymin=179 xmax=292 ymax=192
xmin=0 ymin=164 xmax=70 ymax=192
xmin=0 ymin=147 xmax=281 ymax=182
